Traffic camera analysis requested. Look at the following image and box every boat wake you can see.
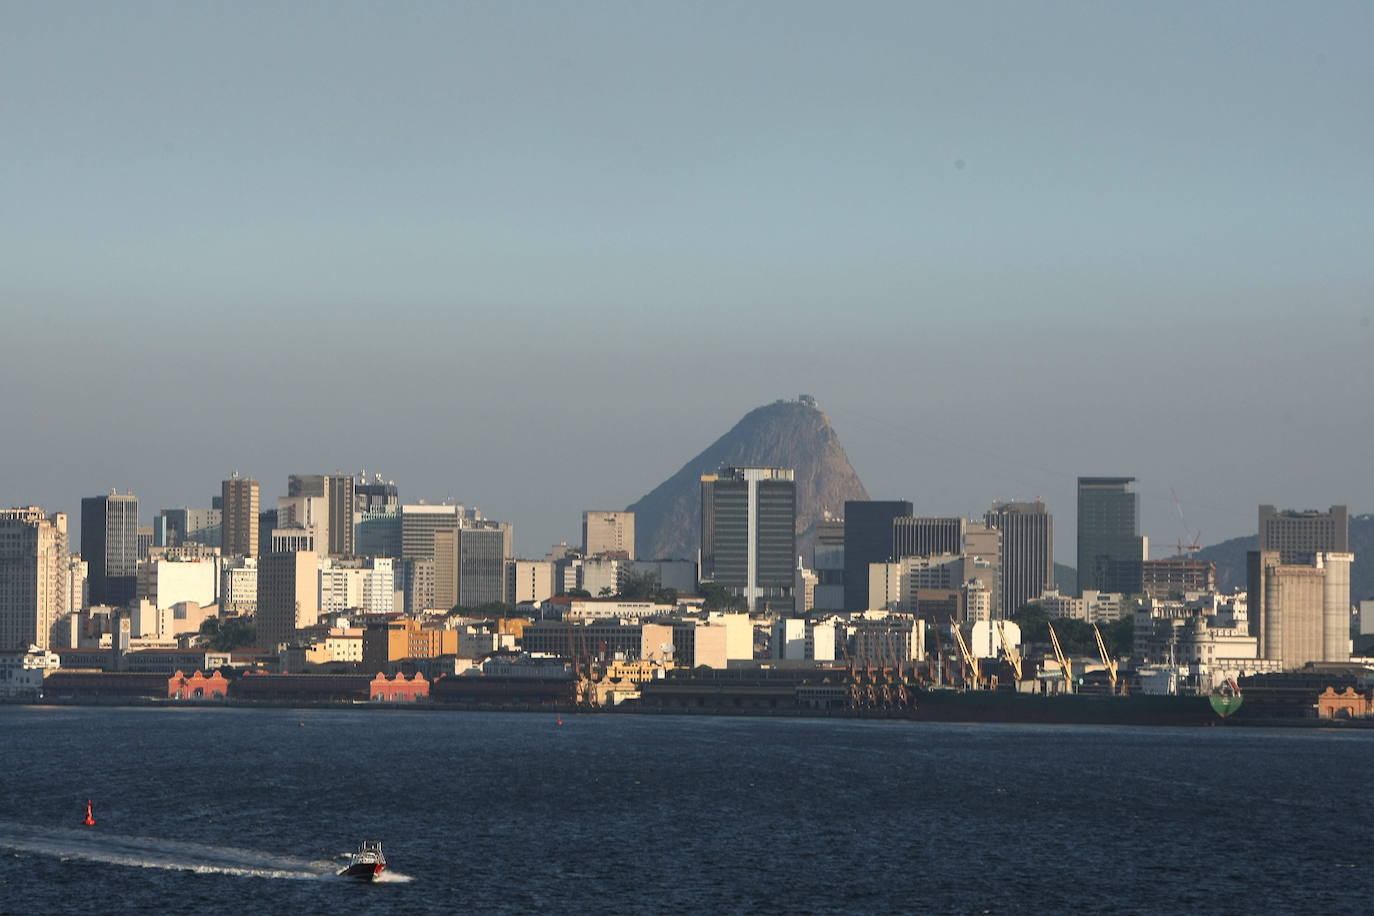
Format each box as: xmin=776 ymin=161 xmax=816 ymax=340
xmin=0 ymin=821 xmax=335 ymax=880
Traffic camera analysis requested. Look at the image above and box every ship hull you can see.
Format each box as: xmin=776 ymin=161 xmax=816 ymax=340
xmin=908 ymin=690 xmax=1217 ymax=726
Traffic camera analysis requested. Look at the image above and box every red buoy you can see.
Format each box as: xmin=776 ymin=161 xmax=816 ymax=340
xmin=83 ymin=800 xmax=95 ymax=826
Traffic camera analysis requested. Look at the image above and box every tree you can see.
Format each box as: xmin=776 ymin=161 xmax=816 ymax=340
xmin=200 ymin=616 xmax=256 ymax=652
xmin=700 ymin=583 xmax=747 ymax=613
xmin=1010 ymin=603 xmax=1095 ymax=655
xmin=616 ymin=569 xmax=661 ymax=601
xmin=1102 ymin=613 xmax=1135 ymax=657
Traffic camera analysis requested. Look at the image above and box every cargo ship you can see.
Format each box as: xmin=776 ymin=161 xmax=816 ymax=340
xmin=907 ymin=688 xmax=1218 ymax=726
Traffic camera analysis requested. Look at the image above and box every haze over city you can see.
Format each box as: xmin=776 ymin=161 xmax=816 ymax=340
xmin=4 ymin=1 xmax=1371 ymax=555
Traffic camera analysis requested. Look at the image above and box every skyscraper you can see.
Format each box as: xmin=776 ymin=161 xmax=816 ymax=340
xmin=458 ymin=524 xmax=512 ymax=607
xmin=891 ymin=517 xmax=966 ymax=559
xmin=255 ymin=549 xmax=319 ymax=649
xmin=81 ymin=491 xmax=139 ymax=606
xmin=157 ymin=507 xmax=222 ymax=548
xmin=400 ymin=504 xmax=460 ymax=561
xmin=0 ymin=507 xmax=68 ymax=650
xmin=354 ymin=474 xmax=401 ymax=558
xmin=1076 ymin=478 xmax=1145 ymax=595
xmin=1258 ymin=505 xmax=1348 ymax=565
xmin=843 ymin=500 xmax=912 ymax=611
xmin=286 ymin=475 xmax=346 ymax=556
xmin=583 ymin=511 xmax=635 ymax=559
xmin=326 ymin=474 xmax=355 ymax=557
xmin=700 ymin=466 xmax=795 ymax=612
xmin=985 ymin=500 xmax=1054 ymax=617
xmin=221 ymin=475 xmax=260 ymax=558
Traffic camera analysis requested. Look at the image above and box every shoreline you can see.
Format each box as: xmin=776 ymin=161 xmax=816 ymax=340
xmin=5 ymin=696 xmax=1371 ymax=729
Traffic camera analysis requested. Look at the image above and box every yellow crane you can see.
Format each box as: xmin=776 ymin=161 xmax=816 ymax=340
xmin=1092 ymin=622 xmax=1119 ymax=695
xmin=996 ymin=620 xmax=1022 ymax=683
xmin=1046 ymin=621 xmax=1073 ymax=694
xmin=949 ymin=620 xmax=982 ymax=690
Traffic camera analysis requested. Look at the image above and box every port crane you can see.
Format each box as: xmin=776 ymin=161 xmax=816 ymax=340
xmin=996 ymin=620 xmax=1022 ymax=684
xmin=1092 ymin=623 xmax=1119 ymax=695
xmin=1046 ymin=621 xmax=1073 ymax=694
xmin=949 ymin=619 xmax=982 ymax=690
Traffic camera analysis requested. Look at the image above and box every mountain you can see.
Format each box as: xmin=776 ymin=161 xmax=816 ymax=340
xmin=1053 ymin=563 xmax=1077 ymax=596
xmin=627 ymin=398 xmax=869 ymax=561
xmin=1194 ymin=513 xmax=1374 ymax=600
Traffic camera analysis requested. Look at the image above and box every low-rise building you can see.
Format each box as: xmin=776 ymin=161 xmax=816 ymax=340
xmin=232 ymin=671 xmax=428 ymax=703
xmin=521 ymin=621 xmax=676 ymax=663
xmin=0 ymin=647 xmax=60 ymax=700
xmin=362 ymin=618 xmax=459 ymax=671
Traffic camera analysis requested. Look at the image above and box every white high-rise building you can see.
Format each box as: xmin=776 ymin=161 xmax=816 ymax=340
xmin=0 ymin=508 xmax=68 ymax=650
xmin=319 ymin=557 xmax=395 ymax=616
xmin=583 ymin=511 xmax=635 ymax=559
xmin=221 ymin=557 xmax=258 ymax=615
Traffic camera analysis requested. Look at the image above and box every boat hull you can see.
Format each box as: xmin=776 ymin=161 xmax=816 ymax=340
xmin=338 ymin=863 xmax=385 ymax=882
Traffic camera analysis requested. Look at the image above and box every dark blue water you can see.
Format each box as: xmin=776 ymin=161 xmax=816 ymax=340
xmin=0 ymin=706 xmax=1368 ymax=914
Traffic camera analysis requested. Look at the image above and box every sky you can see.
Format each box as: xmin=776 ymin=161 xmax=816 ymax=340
xmin=3 ymin=1 xmax=1371 ymax=558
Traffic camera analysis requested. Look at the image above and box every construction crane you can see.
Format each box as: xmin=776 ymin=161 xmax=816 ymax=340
xmin=933 ymin=622 xmax=947 ymax=687
xmin=949 ymin=619 xmax=982 ymax=690
xmin=996 ymin=620 xmax=1022 ymax=683
xmin=1046 ymin=621 xmax=1073 ymax=695
xmin=1092 ymin=622 xmax=1118 ymax=695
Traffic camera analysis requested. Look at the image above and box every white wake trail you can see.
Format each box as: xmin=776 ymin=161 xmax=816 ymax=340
xmin=0 ymin=821 xmax=335 ymax=880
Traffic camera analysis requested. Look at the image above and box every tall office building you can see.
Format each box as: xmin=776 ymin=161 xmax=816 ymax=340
xmin=287 ymin=474 xmax=354 ymax=556
xmin=157 ymin=507 xmax=222 ymax=548
xmin=354 ymin=474 xmax=401 ymax=558
xmin=277 ymin=495 xmax=327 ymax=553
xmin=355 ymin=475 xmax=399 ymax=513
xmin=583 ymin=511 xmax=635 ymax=559
xmin=0 ymin=508 xmax=68 ymax=650
xmin=985 ymin=501 xmax=1054 ymax=618
xmin=255 ymin=550 xmax=320 ymax=649
xmin=400 ymin=504 xmax=460 ymax=561
xmin=1076 ymin=477 xmax=1145 ymax=595
xmin=326 ymin=474 xmax=355 ymax=557
xmin=843 ymin=500 xmax=912 ymax=611
xmin=458 ymin=525 xmax=512 ymax=607
xmin=892 ymin=517 xmax=966 ymax=560
xmin=434 ymin=522 xmax=513 ymax=609
xmin=1258 ymin=505 xmax=1348 ymax=565
xmin=81 ymin=491 xmax=139 ymax=606
xmin=222 ymin=476 xmax=260 ymax=557
xmin=700 ymin=466 xmax=796 ymax=612
xmin=257 ymin=510 xmax=277 ymax=558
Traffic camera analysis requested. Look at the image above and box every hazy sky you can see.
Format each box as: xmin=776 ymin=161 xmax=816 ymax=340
xmin=3 ymin=1 xmax=1371 ymax=557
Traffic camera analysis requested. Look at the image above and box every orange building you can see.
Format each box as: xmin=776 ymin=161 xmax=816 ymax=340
xmin=1318 ymin=686 xmax=1374 ymax=719
xmin=496 ymin=617 xmax=532 ymax=641
xmin=170 ymin=669 xmax=230 ymax=699
xmin=362 ymin=618 xmax=458 ymax=671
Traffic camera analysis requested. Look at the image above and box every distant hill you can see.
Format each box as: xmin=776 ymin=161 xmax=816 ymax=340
xmin=1194 ymin=513 xmax=1374 ymax=600
xmin=1053 ymin=563 xmax=1077 ymax=596
xmin=627 ymin=398 xmax=869 ymax=561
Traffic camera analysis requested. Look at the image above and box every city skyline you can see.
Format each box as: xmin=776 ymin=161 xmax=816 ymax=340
xmin=3 ymin=3 xmax=1371 ymax=556
xmin=3 ymin=408 xmax=1367 ymax=564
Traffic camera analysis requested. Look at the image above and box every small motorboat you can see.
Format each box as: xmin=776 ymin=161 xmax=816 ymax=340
xmin=337 ymin=841 xmax=386 ymax=881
